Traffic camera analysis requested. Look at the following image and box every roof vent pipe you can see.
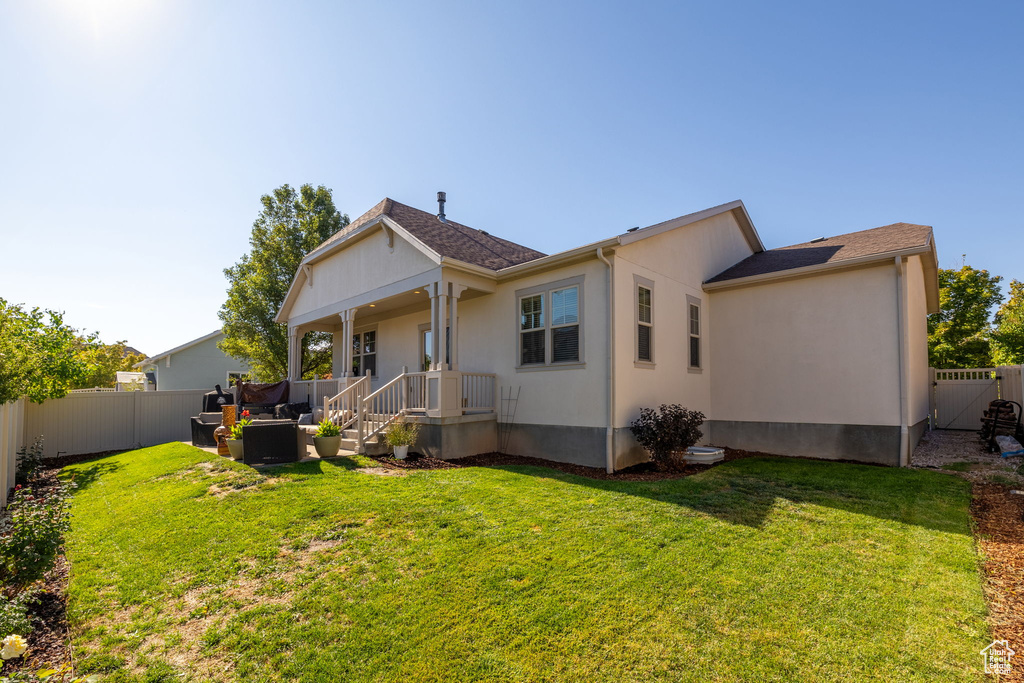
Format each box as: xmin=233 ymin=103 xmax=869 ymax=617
xmin=437 ymin=191 xmax=446 ymax=222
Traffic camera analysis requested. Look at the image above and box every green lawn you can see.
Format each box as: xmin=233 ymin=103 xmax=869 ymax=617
xmin=62 ymin=443 xmax=989 ymax=682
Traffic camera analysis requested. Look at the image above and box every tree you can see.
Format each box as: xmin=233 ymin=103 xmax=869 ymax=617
xmin=991 ymin=279 xmax=1024 ymax=366
xmin=219 ymin=184 xmax=349 ymax=381
xmin=70 ymin=338 xmax=147 ymax=390
xmin=927 ymin=263 xmax=1003 ymax=368
xmin=0 ymin=299 xmax=89 ymax=404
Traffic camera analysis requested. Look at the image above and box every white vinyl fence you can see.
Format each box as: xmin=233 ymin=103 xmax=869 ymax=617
xmin=21 ymin=390 xmax=208 ymax=459
xmin=930 ymin=364 xmax=1024 ymax=430
xmin=0 ymin=400 xmax=26 ymax=508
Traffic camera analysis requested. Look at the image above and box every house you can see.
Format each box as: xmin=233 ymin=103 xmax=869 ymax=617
xmin=276 ymin=194 xmax=939 ymax=471
xmin=134 ymin=330 xmax=250 ymax=391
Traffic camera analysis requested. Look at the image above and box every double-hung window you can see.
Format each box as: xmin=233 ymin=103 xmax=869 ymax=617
xmin=688 ymin=298 xmax=701 ymax=369
xmin=517 ymin=277 xmax=583 ymax=367
xmin=352 ymin=330 xmax=377 ymax=376
xmin=636 ymin=280 xmax=653 ymax=363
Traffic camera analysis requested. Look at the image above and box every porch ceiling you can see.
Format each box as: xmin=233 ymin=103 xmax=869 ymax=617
xmin=302 ymin=285 xmax=490 ymax=330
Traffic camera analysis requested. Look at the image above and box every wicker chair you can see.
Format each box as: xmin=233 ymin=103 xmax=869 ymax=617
xmin=241 ymin=421 xmax=303 ymax=465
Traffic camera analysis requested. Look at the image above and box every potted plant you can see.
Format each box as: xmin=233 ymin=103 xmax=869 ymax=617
xmin=313 ymin=420 xmax=342 ymax=458
xmin=226 ymin=418 xmax=251 ymax=461
xmin=384 ymin=418 xmax=419 ymax=460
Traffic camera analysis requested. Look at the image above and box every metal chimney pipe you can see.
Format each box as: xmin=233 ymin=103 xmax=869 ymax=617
xmin=437 ymin=191 xmax=446 ymax=222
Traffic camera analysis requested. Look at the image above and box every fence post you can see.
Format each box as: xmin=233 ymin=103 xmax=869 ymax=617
xmin=928 ymin=367 xmax=936 ymax=430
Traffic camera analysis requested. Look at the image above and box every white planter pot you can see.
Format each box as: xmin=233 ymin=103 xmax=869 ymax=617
xmin=226 ymin=439 xmax=244 ymax=461
xmin=314 ymin=435 xmax=342 ymax=458
xmin=684 ymin=447 xmax=725 ymax=464
xmin=393 ymin=444 xmax=409 ymax=460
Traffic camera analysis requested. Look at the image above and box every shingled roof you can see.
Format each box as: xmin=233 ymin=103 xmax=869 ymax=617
xmin=316 ymin=198 xmax=545 ymax=271
xmin=706 ymin=222 xmax=933 ymax=284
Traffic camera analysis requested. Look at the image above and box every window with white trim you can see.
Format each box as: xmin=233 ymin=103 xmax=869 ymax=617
xmin=516 ymin=277 xmax=583 ymax=367
xmin=352 ymin=330 xmax=377 ymax=376
xmin=637 ymin=284 xmax=653 ymax=362
xmin=688 ymin=301 xmax=700 ymax=368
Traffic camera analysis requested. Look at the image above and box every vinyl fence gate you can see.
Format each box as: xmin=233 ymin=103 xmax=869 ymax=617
xmin=931 ymin=368 xmax=1000 ymax=430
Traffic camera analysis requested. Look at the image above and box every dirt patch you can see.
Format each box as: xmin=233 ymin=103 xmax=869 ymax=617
xmin=971 ymin=483 xmax=1024 ymax=682
xmin=355 ymin=467 xmax=408 ymax=477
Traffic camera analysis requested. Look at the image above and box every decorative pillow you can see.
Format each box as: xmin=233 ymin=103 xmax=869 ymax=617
xmin=297 ymin=413 xmax=314 ymax=425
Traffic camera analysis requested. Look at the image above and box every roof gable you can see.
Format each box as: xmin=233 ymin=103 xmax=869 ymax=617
xmin=314 ymin=198 xmax=545 ymax=270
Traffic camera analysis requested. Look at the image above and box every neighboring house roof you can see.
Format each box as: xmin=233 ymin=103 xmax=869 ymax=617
xmin=132 ymin=330 xmax=224 ymax=368
xmin=316 ymin=198 xmax=546 ymax=270
xmin=706 ymin=223 xmax=933 ymax=283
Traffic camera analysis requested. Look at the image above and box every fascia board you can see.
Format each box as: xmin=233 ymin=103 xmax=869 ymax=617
xmin=138 ymin=330 xmax=223 ymax=364
xmin=496 ymin=237 xmax=620 ymax=281
xmin=618 ymin=200 xmax=765 ymax=253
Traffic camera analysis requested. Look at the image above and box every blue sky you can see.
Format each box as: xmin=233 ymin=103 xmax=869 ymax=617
xmin=1 ymin=0 xmax=1021 ymax=355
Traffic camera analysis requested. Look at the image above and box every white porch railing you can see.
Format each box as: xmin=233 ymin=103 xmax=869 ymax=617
xmin=323 ymin=377 xmax=368 ymax=433
xmin=462 ymin=373 xmax=496 ymax=412
xmin=322 ymin=370 xmax=497 ymax=454
xmin=291 ymin=378 xmax=341 ymax=412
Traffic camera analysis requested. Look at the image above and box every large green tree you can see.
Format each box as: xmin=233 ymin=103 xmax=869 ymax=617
xmin=219 ymin=184 xmax=349 ymax=381
xmin=0 ymin=299 xmax=89 ymax=404
xmin=927 ymin=264 xmax=1003 ymax=368
xmin=70 ymin=338 xmax=147 ymax=390
xmin=991 ymin=279 xmax=1024 ymax=366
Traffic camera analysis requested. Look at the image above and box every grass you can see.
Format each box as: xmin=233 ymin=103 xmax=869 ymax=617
xmin=62 ymin=443 xmax=990 ymax=682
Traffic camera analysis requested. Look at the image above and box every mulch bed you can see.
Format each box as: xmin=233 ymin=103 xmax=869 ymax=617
xmin=1 ymin=467 xmax=73 ymax=676
xmin=367 ymin=447 xmax=768 ymax=480
xmin=971 ymin=482 xmax=1024 ymax=681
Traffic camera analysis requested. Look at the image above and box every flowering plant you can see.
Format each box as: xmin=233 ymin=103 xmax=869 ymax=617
xmin=1 ymin=635 xmax=26 ymax=660
xmin=229 ymin=419 xmax=252 ymax=440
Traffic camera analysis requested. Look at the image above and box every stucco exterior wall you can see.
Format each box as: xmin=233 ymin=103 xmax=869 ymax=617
xmin=612 ymin=211 xmax=754 ymax=425
xmin=708 ymin=263 xmax=902 ymax=427
xmin=905 ymin=254 xmax=931 ymax=427
xmin=145 ymin=334 xmax=248 ymax=391
xmin=290 ymin=229 xmax=438 ymax=321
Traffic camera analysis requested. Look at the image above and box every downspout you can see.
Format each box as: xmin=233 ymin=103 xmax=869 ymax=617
xmin=597 ymin=248 xmax=615 ymax=473
xmin=895 ymin=256 xmax=909 ymax=467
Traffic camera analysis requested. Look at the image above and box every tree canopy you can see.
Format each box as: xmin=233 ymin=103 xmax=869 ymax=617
xmin=0 ymin=299 xmax=89 ymax=404
xmin=70 ymin=339 xmax=147 ymax=390
xmin=927 ymin=264 xmax=1003 ymax=369
xmin=991 ymin=279 xmax=1024 ymax=366
xmin=219 ymin=184 xmax=349 ymax=381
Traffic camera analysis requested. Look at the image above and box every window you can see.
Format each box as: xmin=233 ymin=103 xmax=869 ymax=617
xmin=420 ymin=325 xmax=451 ymax=371
xmin=516 ymin=276 xmax=584 ymax=368
xmin=520 ymin=294 xmax=545 ymax=365
xmin=550 ymin=287 xmax=579 ymax=363
xmin=226 ymin=371 xmax=250 ymax=387
xmin=688 ymin=301 xmax=701 ymax=368
xmin=352 ymin=330 xmax=377 ymax=376
xmin=637 ymin=284 xmax=653 ymax=363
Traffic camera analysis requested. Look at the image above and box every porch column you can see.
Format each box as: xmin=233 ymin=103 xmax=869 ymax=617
xmin=287 ymin=326 xmax=301 ymax=380
xmin=429 ymin=282 xmax=441 ymax=371
xmin=338 ymin=310 xmax=351 ymax=378
xmin=449 ymin=284 xmax=468 ymax=371
xmin=436 ymin=284 xmax=449 ymax=371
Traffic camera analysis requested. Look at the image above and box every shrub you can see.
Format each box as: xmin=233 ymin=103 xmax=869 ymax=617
xmin=15 ymin=440 xmax=45 ymax=488
xmin=629 ymin=404 xmax=705 ymax=469
xmin=0 ymin=482 xmax=73 ymax=588
xmin=314 ymin=420 xmax=340 ymax=438
xmin=0 ymin=591 xmax=36 ymax=638
xmin=384 ymin=419 xmax=419 ymax=448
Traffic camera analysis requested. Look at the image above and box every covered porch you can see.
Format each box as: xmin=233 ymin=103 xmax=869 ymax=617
xmin=288 ymin=274 xmax=499 ymax=457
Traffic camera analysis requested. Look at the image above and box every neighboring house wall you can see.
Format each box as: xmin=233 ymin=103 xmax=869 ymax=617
xmin=707 ymin=263 xmax=906 ymax=465
xmin=144 ymin=333 xmax=248 ymax=391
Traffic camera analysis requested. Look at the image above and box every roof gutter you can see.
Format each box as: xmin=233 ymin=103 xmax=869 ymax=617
xmin=497 ymin=237 xmax=620 ymax=280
